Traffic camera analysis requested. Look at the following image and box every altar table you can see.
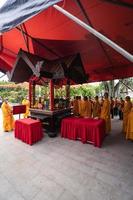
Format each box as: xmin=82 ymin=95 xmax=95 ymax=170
xmin=61 ymin=117 xmax=105 ymax=147
xmin=15 ymin=118 xmax=43 ymax=145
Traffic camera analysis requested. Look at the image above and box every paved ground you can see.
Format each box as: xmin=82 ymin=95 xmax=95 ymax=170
xmin=0 ymin=111 xmax=133 ymax=200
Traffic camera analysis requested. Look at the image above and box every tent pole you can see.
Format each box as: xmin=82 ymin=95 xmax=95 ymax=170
xmin=53 ymin=5 xmax=133 ymax=63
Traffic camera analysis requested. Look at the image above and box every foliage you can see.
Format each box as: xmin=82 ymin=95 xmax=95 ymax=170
xmin=70 ymin=84 xmax=100 ymax=98
xmin=0 ymin=82 xmax=28 ymax=103
xmin=0 ymin=78 xmax=132 ymax=103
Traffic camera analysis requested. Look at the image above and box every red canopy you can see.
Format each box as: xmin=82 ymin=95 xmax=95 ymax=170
xmin=0 ymin=0 xmax=133 ymax=82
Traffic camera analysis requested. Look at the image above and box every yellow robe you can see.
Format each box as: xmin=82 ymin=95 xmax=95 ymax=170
xmin=123 ymin=101 xmax=132 ymax=133
xmin=1 ymin=102 xmax=14 ymax=132
xmin=33 ymin=100 xmax=39 ymax=108
xmin=126 ymin=108 xmax=133 ymax=140
xmin=80 ymin=100 xmax=92 ymax=117
xmin=73 ymin=99 xmax=79 ymax=115
xmin=100 ymin=99 xmax=111 ymax=133
xmin=22 ymin=99 xmax=30 ymax=118
xmin=93 ymin=100 xmax=101 ymax=118
xmin=78 ymin=100 xmax=82 ymax=116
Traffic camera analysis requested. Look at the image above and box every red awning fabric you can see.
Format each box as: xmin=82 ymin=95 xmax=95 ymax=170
xmin=0 ymin=0 xmax=133 ymax=82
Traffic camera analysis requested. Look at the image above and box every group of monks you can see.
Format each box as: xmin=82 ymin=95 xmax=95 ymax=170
xmin=72 ymin=93 xmax=133 ymax=140
xmin=72 ymin=93 xmax=111 ymax=133
xmin=1 ymin=93 xmax=133 ymax=141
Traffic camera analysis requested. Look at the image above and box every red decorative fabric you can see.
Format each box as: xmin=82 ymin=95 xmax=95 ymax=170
xmin=61 ymin=117 xmax=105 ymax=147
xmin=15 ymin=118 xmax=43 ymax=145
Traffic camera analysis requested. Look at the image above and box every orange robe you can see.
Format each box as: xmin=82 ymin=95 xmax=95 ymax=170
xmin=80 ymin=100 xmax=92 ymax=117
xmin=78 ymin=100 xmax=82 ymax=116
xmin=100 ymin=99 xmax=111 ymax=133
xmin=1 ymin=102 xmax=14 ymax=132
xmin=73 ymin=99 xmax=79 ymax=115
xmin=126 ymin=108 xmax=133 ymax=140
xmin=123 ymin=101 xmax=132 ymax=133
xmin=93 ymin=100 xmax=101 ymax=118
xmin=22 ymin=99 xmax=30 ymax=118
xmin=100 ymin=99 xmax=104 ymax=107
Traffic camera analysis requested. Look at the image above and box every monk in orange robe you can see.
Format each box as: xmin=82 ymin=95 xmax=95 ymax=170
xmin=80 ymin=96 xmax=92 ymax=118
xmin=89 ymin=96 xmax=93 ymax=115
xmin=78 ymin=96 xmax=82 ymax=116
xmin=22 ymin=96 xmax=30 ymax=118
xmin=100 ymin=96 xmax=104 ymax=107
xmin=126 ymin=106 xmax=133 ymax=141
xmin=1 ymin=99 xmax=14 ymax=132
xmin=110 ymin=97 xmax=114 ymax=119
xmin=93 ymin=96 xmax=101 ymax=118
xmin=123 ymin=96 xmax=132 ymax=133
xmin=100 ymin=92 xmax=111 ymax=133
xmin=73 ymin=96 xmax=79 ymax=116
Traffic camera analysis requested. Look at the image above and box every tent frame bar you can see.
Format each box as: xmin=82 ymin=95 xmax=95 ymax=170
xmin=19 ymin=25 xmax=30 ymax=52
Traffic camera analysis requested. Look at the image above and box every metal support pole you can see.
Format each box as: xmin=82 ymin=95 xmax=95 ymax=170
xmin=53 ymin=5 xmax=133 ymax=62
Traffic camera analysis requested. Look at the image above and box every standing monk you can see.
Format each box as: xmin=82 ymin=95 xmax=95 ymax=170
xmin=1 ymin=98 xmax=14 ymax=132
xmin=100 ymin=96 xmax=104 ymax=107
xmin=73 ymin=96 xmax=79 ymax=116
xmin=100 ymin=92 xmax=111 ymax=133
xmin=126 ymin=105 xmax=133 ymax=141
xmin=114 ymin=97 xmax=118 ymax=116
xmin=110 ymin=97 xmax=114 ymax=119
xmin=22 ymin=96 xmax=30 ymax=118
xmin=80 ymin=96 xmax=92 ymax=118
xmin=78 ymin=96 xmax=82 ymax=116
xmin=93 ymin=96 xmax=101 ymax=118
xmin=118 ymin=97 xmax=124 ymax=120
xmin=123 ymin=96 xmax=132 ymax=133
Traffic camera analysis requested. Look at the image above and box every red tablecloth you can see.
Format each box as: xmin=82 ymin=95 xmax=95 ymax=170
xmin=61 ymin=117 xmax=105 ymax=147
xmin=15 ymin=118 xmax=43 ymax=145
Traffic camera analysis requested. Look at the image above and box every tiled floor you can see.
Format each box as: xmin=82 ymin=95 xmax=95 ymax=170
xmin=0 ymin=113 xmax=133 ymax=200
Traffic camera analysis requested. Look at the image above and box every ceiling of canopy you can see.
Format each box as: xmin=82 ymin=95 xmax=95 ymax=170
xmin=0 ymin=0 xmax=133 ymax=83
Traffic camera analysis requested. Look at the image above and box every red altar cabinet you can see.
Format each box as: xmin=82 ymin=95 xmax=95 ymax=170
xmin=61 ymin=117 xmax=106 ymax=147
xmin=15 ymin=118 xmax=43 ymax=145
xmin=29 ymin=76 xmax=72 ymax=132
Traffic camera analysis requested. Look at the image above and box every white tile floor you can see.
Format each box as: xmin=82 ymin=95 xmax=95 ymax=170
xmin=0 ymin=111 xmax=133 ymax=200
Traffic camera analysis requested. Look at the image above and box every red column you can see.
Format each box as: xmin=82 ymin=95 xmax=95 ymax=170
xmin=29 ymin=80 xmax=35 ymax=108
xmin=66 ymin=84 xmax=70 ymax=99
xmin=32 ymin=83 xmax=35 ymax=107
xmin=29 ymin=81 xmax=32 ymax=108
xmin=66 ymin=80 xmax=70 ymax=108
xmin=50 ymin=80 xmax=54 ymax=111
